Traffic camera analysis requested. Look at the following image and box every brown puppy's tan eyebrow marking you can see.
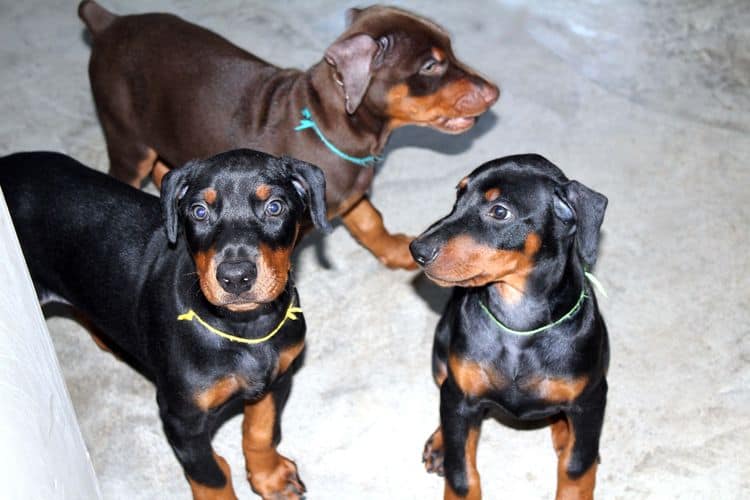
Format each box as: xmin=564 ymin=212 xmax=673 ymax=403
xmin=457 ymin=176 xmax=469 ymax=190
xmin=431 ymin=47 xmax=446 ymax=62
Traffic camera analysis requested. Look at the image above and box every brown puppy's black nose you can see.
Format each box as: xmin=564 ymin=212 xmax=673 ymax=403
xmin=410 ymin=240 xmax=439 ymax=267
xmin=216 ymin=261 xmax=256 ymax=295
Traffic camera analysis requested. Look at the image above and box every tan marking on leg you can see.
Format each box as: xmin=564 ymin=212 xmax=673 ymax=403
xmin=341 ymin=198 xmax=417 ymax=270
xmin=152 ymin=160 xmax=171 ymax=190
xmin=552 ymin=416 xmax=597 ymax=500
xmin=243 ymin=394 xmax=305 ymax=498
xmin=187 ymin=452 xmax=238 ymax=500
xmin=434 ymin=361 xmax=448 ymax=387
xmin=445 ymin=427 xmax=481 ymax=500
xmin=194 ymin=375 xmax=244 ymax=411
xmin=448 ymin=353 xmax=506 ymax=397
xmin=123 ymin=147 xmax=158 ymax=188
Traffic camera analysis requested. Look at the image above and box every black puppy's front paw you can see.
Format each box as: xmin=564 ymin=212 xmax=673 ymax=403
xmin=422 ymin=427 xmax=445 ymax=476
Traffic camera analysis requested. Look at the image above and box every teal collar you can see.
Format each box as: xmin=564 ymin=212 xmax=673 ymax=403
xmin=294 ymin=108 xmax=381 ymax=167
xmin=479 ymin=271 xmax=606 ymax=337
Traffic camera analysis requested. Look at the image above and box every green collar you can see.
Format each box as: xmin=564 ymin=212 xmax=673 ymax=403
xmin=478 ymin=271 xmax=605 ymax=336
xmin=177 ymin=296 xmax=302 ymax=345
xmin=294 ymin=108 xmax=381 ymax=167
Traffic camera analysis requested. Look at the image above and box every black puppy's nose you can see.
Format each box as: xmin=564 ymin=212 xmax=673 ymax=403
xmin=409 ymin=239 xmax=439 ymax=267
xmin=216 ymin=261 xmax=256 ymax=295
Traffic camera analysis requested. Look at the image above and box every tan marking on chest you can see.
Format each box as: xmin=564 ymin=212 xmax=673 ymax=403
xmin=449 ymin=354 xmax=507 ymax=397
xmin=194 ymin=374 xmax=246 ymax=411
xmin=277 ymin=340 xmax=305 ymax=376
xmin=525 ymin=376 xmax=589 ymax=403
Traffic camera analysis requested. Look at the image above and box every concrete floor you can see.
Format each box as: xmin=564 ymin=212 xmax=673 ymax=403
xmin=1 ymin=0 xmax=748 ymax=498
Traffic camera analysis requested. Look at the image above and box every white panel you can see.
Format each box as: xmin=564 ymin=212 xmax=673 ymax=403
xmin=0 ymin=189 xmax=101 ymax=499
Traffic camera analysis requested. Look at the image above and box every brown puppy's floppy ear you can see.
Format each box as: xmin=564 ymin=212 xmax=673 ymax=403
xmin=325 ymin=33 xmax=379 ymax=114
xmin=282 ymin=156 xmax=332 ymax=234
xmin=160 ymin=160 xmax=201 ymax=245
xmin=554 ymin=181 xmax=608 ymax=268
xmin=345 ymin=7 xmax=363 ymax=26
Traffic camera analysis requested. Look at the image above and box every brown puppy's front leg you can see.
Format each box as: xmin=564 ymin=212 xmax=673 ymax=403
xmin=242 ymin=376 xmax=305 ymax=499
xmin=341 ymin=196 xmax=418 ymax=270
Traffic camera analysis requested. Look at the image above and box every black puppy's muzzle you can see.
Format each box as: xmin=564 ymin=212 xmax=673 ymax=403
xmin=216 ymin=260 xmax=257 ymax=295
xmin=409 ymin=238 xmax=439 ymax=267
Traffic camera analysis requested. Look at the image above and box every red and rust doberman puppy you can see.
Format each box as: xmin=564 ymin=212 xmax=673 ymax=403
xmin=78 ymin=1 xmax=499 ymax=270
xmin=0 ymin=150 xmax=331 ymax=499
xmin=410 ymin=155 xmax=609 ymax=499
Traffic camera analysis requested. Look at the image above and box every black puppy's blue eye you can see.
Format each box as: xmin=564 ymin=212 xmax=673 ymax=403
xmin=490 ymin=204 xmax=511 ymax=220
xmin=191 ymin=204 xmax=208 ymax=220
xmin=265 ymin=199 xmax=284 ymax=216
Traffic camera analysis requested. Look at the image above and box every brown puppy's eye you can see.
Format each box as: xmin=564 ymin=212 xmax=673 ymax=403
xmin=420 ymin=58 xmax=444 ymax=76
xmin=489 ymin=204 xmax=512 ymax=221
xmin=264 ymin=199 xmax=285 ymax=217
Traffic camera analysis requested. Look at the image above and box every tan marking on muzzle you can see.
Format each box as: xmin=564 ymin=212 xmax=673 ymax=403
xmin=423 ymin=232 xmax=541 ymax=296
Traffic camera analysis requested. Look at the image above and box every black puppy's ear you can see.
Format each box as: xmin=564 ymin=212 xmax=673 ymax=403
xmin=160 ymin=161 xmax=200 ymax=244
xmin=554 ymin=181 xmax=608 ymax=268
xmin=325 ymin=33 xmax=378 ymax=114
xmin=283 ymin=156 xmax=333 ymax=234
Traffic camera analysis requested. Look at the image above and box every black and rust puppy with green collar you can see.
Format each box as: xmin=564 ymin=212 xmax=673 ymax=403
xmin=410 ymin=155 xmax=609 ymax=500
xmin=0 ymin=149 xmax=331 ymax=499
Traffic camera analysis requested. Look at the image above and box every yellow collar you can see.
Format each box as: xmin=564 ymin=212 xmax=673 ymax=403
xmin=177 ymin=296 xmax=302 ymax=345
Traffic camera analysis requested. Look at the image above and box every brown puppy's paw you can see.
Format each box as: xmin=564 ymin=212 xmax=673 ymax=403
xmin=248 ymin=454 xmax=306 ymax=500
xmin=378 ymin=233 xmax=418 ymax=270
xmin=423 ymin=427 xmax=445 ymax=476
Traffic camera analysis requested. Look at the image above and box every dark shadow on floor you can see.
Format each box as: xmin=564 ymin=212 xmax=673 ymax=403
xmin=410 ymin=272 xmax=452 ymax=316
xmin=380 ymin=110 xmax=500 ymax=164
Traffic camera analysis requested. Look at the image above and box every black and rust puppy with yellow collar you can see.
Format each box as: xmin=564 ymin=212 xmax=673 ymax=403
xmin=410 ymin=155 xmax=609 ymax=500
xmin=0 ymin=149 xmax=331 ymax=499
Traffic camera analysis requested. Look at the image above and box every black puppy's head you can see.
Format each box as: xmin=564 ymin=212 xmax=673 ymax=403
xmin=410 ymin=155 xmax=607 ymax=301
xmin=161 ymin=149 xmax=331 ymax=312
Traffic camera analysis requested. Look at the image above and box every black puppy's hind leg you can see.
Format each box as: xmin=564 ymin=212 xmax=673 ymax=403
xmin=158 ymin=393 xmax=237 ymax=500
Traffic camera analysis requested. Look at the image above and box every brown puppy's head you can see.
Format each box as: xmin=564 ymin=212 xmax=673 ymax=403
xmin=324 ymin=6 xmax=499 ymax=133
xmin=161 ymin=150 xmax=330 ymax=312
xmin=410 ymin=155 xmax=607 ymax=301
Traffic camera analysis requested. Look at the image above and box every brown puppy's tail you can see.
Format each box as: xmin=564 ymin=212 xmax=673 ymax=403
xmin=78 ymin=0 xmax=116 ymax=35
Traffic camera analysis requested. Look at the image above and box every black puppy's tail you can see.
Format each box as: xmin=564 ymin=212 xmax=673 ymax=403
xmin=78 ymin=0 xmax=116 ymax=35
